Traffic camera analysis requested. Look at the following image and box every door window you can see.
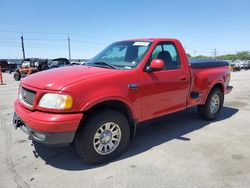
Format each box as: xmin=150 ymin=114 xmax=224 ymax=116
xmin=150 ymin=43 xmax=181 ymax=70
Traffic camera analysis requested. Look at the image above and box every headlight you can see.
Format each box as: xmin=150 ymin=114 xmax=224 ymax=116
xmin=38 ymin=93 xmax=73 ymax=110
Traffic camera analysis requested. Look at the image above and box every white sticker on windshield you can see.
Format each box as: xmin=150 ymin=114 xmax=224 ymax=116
xmin=124 ymin=66 xmax=132 ymax=69
xmin=133 ymin=41 xmax=150 ymax=46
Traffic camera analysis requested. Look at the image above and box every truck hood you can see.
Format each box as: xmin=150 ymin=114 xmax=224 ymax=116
xmin=21 ymin=66 xmax=115 ymax=90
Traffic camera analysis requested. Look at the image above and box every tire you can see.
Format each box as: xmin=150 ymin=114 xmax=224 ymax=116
xmin=198 ymin=88 xmax=224 ymax=120
xmin=75 ymin=110 xmax=130 ymax=164
xmin=14 ymin=72 xmax=21 ymax=81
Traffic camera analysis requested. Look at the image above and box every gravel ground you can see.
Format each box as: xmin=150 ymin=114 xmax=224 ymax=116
xmin=0 ymin=71 xmax=250 ymax=188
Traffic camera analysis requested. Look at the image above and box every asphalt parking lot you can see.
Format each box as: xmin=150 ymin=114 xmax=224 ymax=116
xmin=0 ymin=71 xmax=250 ymax=188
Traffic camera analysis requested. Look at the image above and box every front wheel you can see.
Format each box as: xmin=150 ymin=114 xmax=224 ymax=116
xmin=14 ymin=72 xmax=21 ymax=81
xmin=75 ymin=110 xmax=130 ymax=164
xmin=198 ymin=88 xmax=224 ymax=120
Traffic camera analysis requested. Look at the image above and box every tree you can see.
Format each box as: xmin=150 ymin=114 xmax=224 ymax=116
xmin=191 ymin=51 xmax=250 ymax=60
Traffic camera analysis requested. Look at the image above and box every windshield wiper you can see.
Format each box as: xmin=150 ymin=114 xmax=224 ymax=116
xmin=92 ymin=61 xmax=117 ymax=69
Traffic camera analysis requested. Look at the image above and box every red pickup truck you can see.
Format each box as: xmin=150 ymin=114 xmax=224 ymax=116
xmin=13 ymin=38 xmax=232 ymax=164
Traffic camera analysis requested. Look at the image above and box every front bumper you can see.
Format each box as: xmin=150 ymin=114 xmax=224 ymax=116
xmin=14 ymin=100 xmax=83 ymax=145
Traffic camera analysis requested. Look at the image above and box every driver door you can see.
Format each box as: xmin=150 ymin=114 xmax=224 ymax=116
xmin=139 ymin=42 xmax=190 ymax=121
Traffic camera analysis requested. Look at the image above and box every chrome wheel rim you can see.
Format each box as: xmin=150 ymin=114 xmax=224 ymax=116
xmin=93 ymin=122 xmax=121 ymax=155
xmin=210 ymin=94 xmax=220 ymax=114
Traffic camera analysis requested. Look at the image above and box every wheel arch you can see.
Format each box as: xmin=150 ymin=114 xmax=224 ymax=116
xmin=203 ymin=81 xmax=224 ymax=104
xmin=79 ymin=99 xmax=137 ymax=139
xmin=211 ymin=82 xmax=224 ymax=93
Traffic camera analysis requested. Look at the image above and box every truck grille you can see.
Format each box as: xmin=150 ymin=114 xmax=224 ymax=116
xmin=19 ymin=87 xmax=36 ymax=107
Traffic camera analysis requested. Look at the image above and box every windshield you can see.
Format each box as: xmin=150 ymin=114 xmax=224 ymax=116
xmin=86 ymin=41 xmax=152 ymax=69
xmin=21 ymin=61 xmax=30 ymax=68
xmin=50 ymin=60 xmax=65 ymax=67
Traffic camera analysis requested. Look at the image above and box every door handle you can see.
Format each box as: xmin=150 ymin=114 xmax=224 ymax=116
xmin=179 ymin=76 xmax=187 ymax=81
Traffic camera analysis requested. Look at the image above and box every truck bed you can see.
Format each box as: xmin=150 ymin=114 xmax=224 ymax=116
xmin=189 ymin=60 xmax=229 ymax=69
xmin=187 ymin=59 xmax=231 ymax=108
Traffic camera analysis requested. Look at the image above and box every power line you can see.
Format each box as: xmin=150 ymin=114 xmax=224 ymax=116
xmin=0 ymin=37 xmax=108 ymax=45
xmin=0 ymin=30 xmax=68 ymax=36
xmin=71 ymin=39 xmax=107 ymax=46
xmin=0 ymin=30 xmax=113 ymax=42
xmin=0 ymin=37 xmax=20 ymax=41
xmin=25 ymin=38 xmax=67 ymax=41
xmin=70 ymin=33 xmax=113 ymax=42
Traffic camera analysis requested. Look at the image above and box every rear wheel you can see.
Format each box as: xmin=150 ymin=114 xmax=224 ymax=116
xmin=75 ymin=110 xmax=130 ymax=164
xmin=198 ymin=88 xmax=224 ymax=120
xmin=14 ymin=72 xmax=21 ymax=81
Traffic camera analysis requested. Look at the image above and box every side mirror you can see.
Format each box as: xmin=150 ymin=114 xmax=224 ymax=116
xmin=145 ymin=59 xmax=165 ymax=72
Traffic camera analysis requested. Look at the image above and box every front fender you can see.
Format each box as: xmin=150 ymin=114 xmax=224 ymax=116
xmin=80 ymin=95 xmax=140 ymax=120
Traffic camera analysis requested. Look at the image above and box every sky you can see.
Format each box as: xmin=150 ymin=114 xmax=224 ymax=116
xmin=0 ymin=0 xmax=250 ymax=59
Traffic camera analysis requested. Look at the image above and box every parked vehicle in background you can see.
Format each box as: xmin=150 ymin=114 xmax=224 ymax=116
xmin=229 ymin=60 xmax=250 ymax=71
xmin=14 ymin=58 xmax=49 ymax=81
xmin=247 ymin=61 xmax=250 ymax=69
xmin=49 ymin=58 xmax=71 ymax=69
xmin=70 ymin=60 xmax=86 ymax=66
xmin=0 ymin=60 xmax=17 ymax=73
xmin=239 ymin=61 xmax=246 ymax=69
xmin=13 ymin=38 xmax=232 ymax=164
xmin=243 ymin=61 xmax=250 ymax=70
xmin=230 ymin=63 xmax=241 ymax=72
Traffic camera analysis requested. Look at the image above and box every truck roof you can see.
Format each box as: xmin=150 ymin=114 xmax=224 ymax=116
xmin=119 ymin=38 xmax=179 ymax=43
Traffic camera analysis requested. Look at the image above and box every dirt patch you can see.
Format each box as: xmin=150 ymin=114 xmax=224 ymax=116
xmin=232 ymin=154 xmax=245 ymax=160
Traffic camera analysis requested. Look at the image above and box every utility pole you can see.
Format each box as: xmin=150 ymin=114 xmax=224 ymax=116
xmin=21 ymin=33 xmax=25 ymax=59
xmin=193 ymin=50 xmax=196 ymax=57
xmin=213 ymin=49 xmax=217 ymax=59
xmin=68 ymin=34 xmax=71 ymax=60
